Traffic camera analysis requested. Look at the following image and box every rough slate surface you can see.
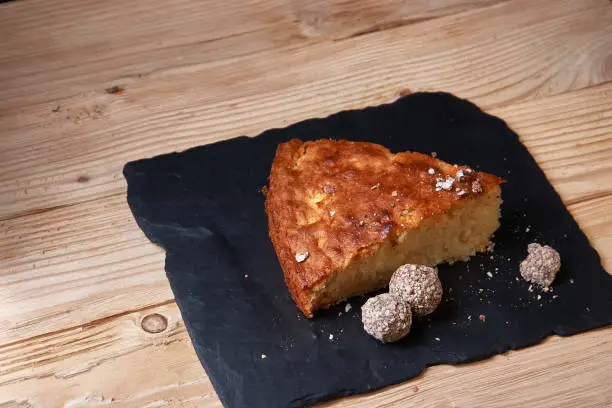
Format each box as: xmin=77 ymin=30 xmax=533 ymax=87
xmin=124 ymin=92 xmax=612 ymax=408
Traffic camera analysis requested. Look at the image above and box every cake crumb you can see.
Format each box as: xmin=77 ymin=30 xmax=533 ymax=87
xmin=261 ymin=354 xmax=267 ymax=359
xmin=428 ymin=168 xmax=435 ymax=175
xmin=391 ymin=190 xmax=398 ymax=197
xmin=295 ymin=252 xmax=309 ymax=263
xmin=431 ymin=152 xmax=437 ymax=158
xmin=468 ymin=315 xmax=472 ymax=321
xmin=345 ymin=303 xmax=352 ymax=313
xmin=435 ymin=337 xmax=440 ymax=342
xmin=329 ymin=210 xmax=336 ymax=217
xmin=570 ymin=278 xmax=574 ymax=284
xmin=525 ymin=226 xmax=531 ymax=233
xmin=479 ymin=314 xmax=486 ymax=322
xmin=371 ymin=183 xmax=381 ymax=190
xmin=329 ymin=334 xmax=334 ymax=340
xmin=244 ymin=274 xmax=249 ymax=278
xmin=537 ymin=295 xmax=541 ymax=300
xmin=486 ymin=272 xmax=493 ymax=278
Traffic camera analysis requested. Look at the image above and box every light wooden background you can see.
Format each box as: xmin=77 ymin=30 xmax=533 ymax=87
xmin=1 ymin=0 xmax=611 ymax=406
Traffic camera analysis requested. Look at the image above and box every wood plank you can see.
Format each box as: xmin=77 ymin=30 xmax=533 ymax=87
xmin=2 ymin=83 xmax=611 ymax=345
xmin=0 ymin=302 xmax=610 ymax=407
xmin=0 ymin=195 xmax=168 ymax=344
xmin=0 ymin=0 xmax=503 ymax=110
xmin=0 ymin=303 xmax=221 ymax=407
xmin=2 ymin=0 xmax=611 ymax=219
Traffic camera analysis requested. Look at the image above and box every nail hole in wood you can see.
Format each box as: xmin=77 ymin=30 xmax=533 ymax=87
xmin=141 ymin=313 xmax=168 ymax=333
xmin=77 ymin=175 xmax=90 ymax=183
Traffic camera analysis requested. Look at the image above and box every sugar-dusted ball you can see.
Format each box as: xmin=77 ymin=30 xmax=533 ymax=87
xmin=389 ymin=264 xmax=443 ymax=317
xmin=361 ymin=293 xmax=412 ymax=343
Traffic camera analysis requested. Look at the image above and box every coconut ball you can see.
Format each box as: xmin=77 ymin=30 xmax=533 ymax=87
xmin=361 ymin=293 xmax=412 ymax=343
xmin=389 ymin=264 xmax=443 ymax=317
xmin=520 ymin=243 xmax=561 ymax=288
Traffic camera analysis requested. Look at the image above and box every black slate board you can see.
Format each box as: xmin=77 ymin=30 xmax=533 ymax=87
xmin=124 ymin=92 xmax=612 ymax=408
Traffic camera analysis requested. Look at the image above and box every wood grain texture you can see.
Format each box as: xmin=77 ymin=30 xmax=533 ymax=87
xmin=1 ymin=0 xmax=611 ymax=219
xmin=2 ymin=0 xmax=612 ymax=406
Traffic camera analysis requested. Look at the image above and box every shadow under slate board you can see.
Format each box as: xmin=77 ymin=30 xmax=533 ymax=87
xmin=124 ymin=92 xmax=612 ymax=408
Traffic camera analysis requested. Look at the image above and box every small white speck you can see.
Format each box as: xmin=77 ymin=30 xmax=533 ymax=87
xmin=329 ymin=210 xmax=336 ymax=217
xmin=345 ymin=303 xmax=352 ymax=313
xmin=359 ymin=220 xmax=365 ymax=226
xmin=528 ymin=285 xmax=533 ymax=292
xmin=525 ymin=226 xmax=531 ymax=232
xmin=456 ymin=170 xmax=465 ymax=179
xmin=261 ymin=354 xmax=267 ymax=359
xmin=428 ymin=168 xmax=435 ymax=175
xmin=507 ymin=257 xmax=511 ymax=261
xmin=486 ymin=272 xmax=493 ymax=278
xmin=431 ymin=152 xmax=437 ymax=158
xmin=295 ymin=252 xmax=309 ymax=263
xmin=391 ymin=190 xmax=398 ymax=197
xmin=570 ymin=278 xmax=574 ymax=284
xmin=244 ymin=274 xmax=249 ymax=278
xmin=329 ymin=334 xmax=334 ymax=340
xmin=515 ymin=277 xmax=519 ymax=281
xmin=490 ymin=255 xmax=494 ymax=260
xmin=586 ymin=307 xmax=591 ymax=312
xmin=553 ymin=295 xmax=558 ymax=299
xmin=537 ymin=295 xmax=541 ymax=300
xmin=468 ymin=315 xmax=472 ymax=320
xmin=479 ymin=288 xmax=483 ymax=293
xmin=371 ymin=183 xmax=381 ymax=190
xmin=435 ymin=337 xmax=440 ymax=342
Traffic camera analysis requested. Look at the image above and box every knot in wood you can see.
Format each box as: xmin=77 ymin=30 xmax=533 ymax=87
xmin=141 ymin=313 xmax=168 ymax=333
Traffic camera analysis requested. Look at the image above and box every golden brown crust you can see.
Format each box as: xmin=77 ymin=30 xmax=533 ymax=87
xmin=264 ymin=139 xmax=503 ymax=317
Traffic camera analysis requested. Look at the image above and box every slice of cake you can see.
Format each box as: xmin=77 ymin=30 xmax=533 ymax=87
xmin=264 ymin=139 xmax=503 ymax=317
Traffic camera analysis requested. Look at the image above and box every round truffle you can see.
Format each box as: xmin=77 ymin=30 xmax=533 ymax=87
xmin=389 ymin=264 xmax=443 ymax=317
xmin=520 ymin=243 xmax=561 ymax=288
xmin=361 ymin=293 xmax=412 ymax=343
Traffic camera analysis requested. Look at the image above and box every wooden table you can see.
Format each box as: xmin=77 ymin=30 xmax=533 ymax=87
xmin=1 ymin=0 xmax=611 ymax=406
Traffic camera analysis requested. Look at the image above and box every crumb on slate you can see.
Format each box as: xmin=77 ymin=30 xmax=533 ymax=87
xmin=479 ymin=314 xmax=486 ymax=322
